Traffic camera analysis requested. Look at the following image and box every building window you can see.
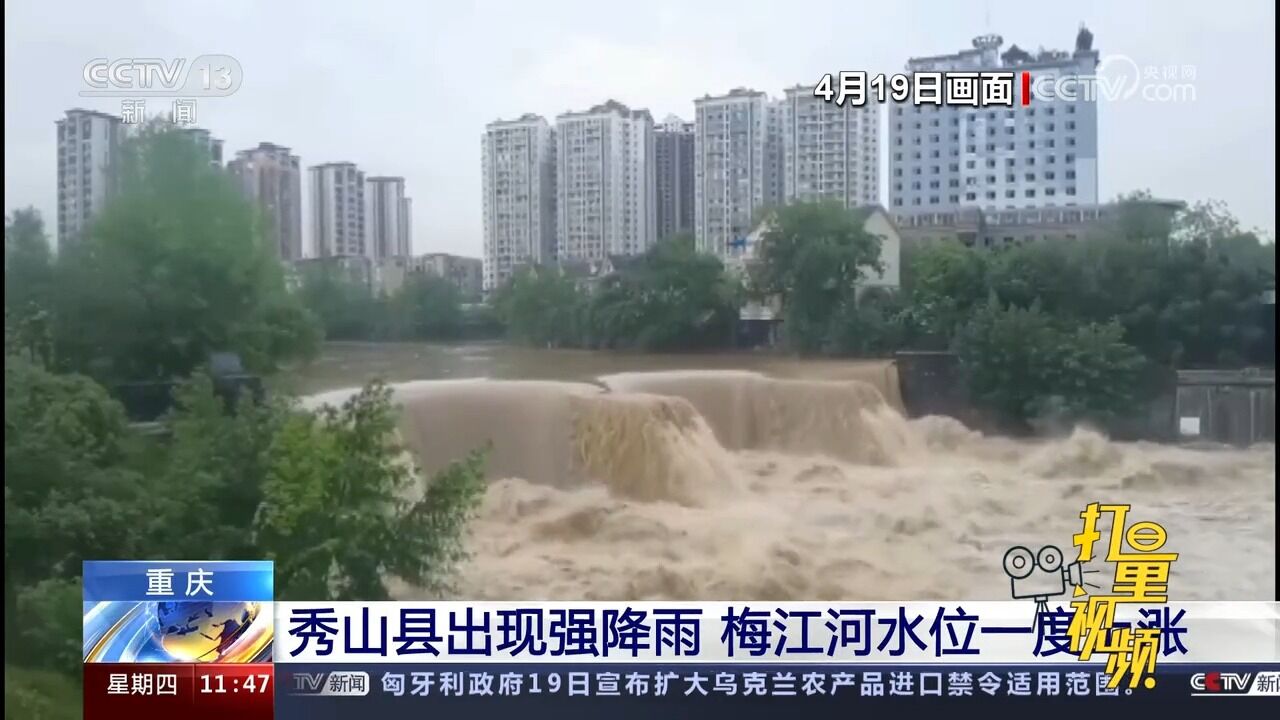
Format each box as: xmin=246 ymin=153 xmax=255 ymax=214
xmin=894 ymin=152 xmax=903 ymax=161
xmin=1046 ymin=107 xmax=1056 ymax=116
xmin=929 ymin=196 xmax=940 ymax=204
xmin=950 ymin=194 xmax=960 ymax=203
xmin=1045 ymin=171 xmax=1056 ymax=180
xmin=1025 ymin=173 xmax=1035 ymax=181
xmin=1066 ymin=187 xmax=1077 ymax=196
xmin=986 ymin=175 xmax=996 ymax=183
xmin=1025 ymin=189 xmax=1036 ymax=198
xmin=1066 ymin=121 xmax=1076 ymax=130
xmin=1066 ymin=153 xmax=1075 ymax=163
xmin=949 ymin=179 xmax=960 ymax=187
xmin=965 ymin=192 xmax=977 ymax=200
xmin=949 ymin=163 xmax=959 ymax=171
xmin=986 ymin=191 xmax=996 ymax=199
xmin=967 ymin=144 xmax=977 ymax=153
xmin=1006 ymin=173 xmax=1015 ymax=182
xmin=1046 ymin=188 xmax=1056 ymax=196
xmin=1066 ymin=170 xmax=1076 ymax=180
xmin=1006 ymin=158 xmax=1015 ymax=167
xmin=966 ymin=160 xmax=976 ymax=169
xmin=1006 ymin=189 xmax=1016 ymax=198
xmin=1026 ymin=157 xmax=1036 ymax=166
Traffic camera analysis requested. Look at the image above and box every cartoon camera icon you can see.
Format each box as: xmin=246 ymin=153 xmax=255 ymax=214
xmin=1002 ymin=545 xmax=1085 ymax=603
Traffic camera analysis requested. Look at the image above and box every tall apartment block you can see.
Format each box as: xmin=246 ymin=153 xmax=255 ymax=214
xmin=555 ymin=100 xmax=656 ymax=261
xmin=654 ymin=115 xmax=695 ymax=241
xmin=309 ymin=162 xmax=367 ymax=258
xmin=693 ymin=88 xmax=772 ymax=257
xmin=55 ymin=108 xmax=125 ymax=250
xmin=889 ymin=27 xmax=1099 ymax=214
xmin=181 ymin=127 xmax=225 ymax=167
xmin=781 ymin=84 xmax=880 ymax=208
xmin=481 ymin=114 xmax=557 ymax=290
xmin=366 ymin=176 xmax=412 ymax=259
xmin=228 ymin=142 xmax=304 ymax=261
xmin=765 ymin=99 xmax=786 ymax=208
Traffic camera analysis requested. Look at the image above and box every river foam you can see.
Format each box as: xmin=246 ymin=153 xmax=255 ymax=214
xmin=310 ymin=366 xmax=1276 ymax=602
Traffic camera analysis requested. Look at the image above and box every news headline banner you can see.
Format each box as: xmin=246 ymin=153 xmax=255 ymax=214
xmin=276 ymin=602 xmax=1280 ymax=664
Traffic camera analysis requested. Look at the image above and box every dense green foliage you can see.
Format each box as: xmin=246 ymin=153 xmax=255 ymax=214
xmin=19 ymin=125 xmax=321 ymax=382
xmin=4 ymin=124 xmax=488 ymax=714
xmin=258 ymin=383 xmax=486 ymax=600
xmin=296 ymin=267 xmax=475 ymax=342
xmin=906 ymin=205 xmax=1272 ymax=424
xmin=5 ymin=357 xmax=487 ymax=678
xmin=751 ymin=202 xmax=886 ymax=352
xmin=495 ymin=233 xmax=740 ymax=351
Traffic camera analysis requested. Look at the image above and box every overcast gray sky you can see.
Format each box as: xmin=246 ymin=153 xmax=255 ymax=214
xmin=5 ymin=0 xmax=1275 ymax=257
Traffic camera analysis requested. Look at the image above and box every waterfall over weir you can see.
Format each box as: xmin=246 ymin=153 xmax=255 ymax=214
xmin=305 ymin=366 xmax=1276 ymax=603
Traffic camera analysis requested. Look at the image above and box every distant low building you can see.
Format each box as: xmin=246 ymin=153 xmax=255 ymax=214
xmin=292 ymin=255 xmax=379 ymax=292
xmin=892 ymin=198 xmax=1185 ymax=249
xmin=408 ymin=253 xmax=484 ymax=299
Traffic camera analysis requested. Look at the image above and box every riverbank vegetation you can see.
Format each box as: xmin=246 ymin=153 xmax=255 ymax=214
xmin=495 ymin=198 xmax=1273 ymax=428
xmin=4 ymin=124 xmax=487 ymax=714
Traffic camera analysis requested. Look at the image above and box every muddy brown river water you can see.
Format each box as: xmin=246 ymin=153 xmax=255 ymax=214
xmin=297 ymin=342 xmax=1276 ymax=602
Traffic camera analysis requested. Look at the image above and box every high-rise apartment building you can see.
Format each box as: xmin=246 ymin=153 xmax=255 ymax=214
xmin=555 ymin=100 xmax=656 ymax=261
xmin=481 ymin=114 xmax=557 ymax=290
xmin=309 ymin=162 xmax=367 ymax=258
xmin=693 ymin=88 xmax=772 ymax=257
xmin=228 ymin=142 xmax=304 ymax=261
xmin=55 ymin=108 xmax=125 ymax=250
xmin=654 ymin=115 xmax=695 ymax=241
xmin=889 ymin=27 xmax=1100 ymax=213
xmin=181 ymin=127 xmax=225 ymax=167
xmin=365 ymin=176 xmax=412 ymax=259
xmin=781 ymin=84 xmax=880 ymax=208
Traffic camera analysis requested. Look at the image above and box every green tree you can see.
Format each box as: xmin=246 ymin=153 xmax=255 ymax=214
xmin=752 ymin=202 xmax=883 ymax=352
xmin=5 ymin=209 xmax=56 ymax=363
xmin=493 ymin=267 xmax=586 ymax=347
xmin=955 ymin=299 xmax=1146 ymax=427
xmin=394 ymin=274 xmax=464 ymax=340
xmin=825 ymin=287 xmax=918 ymax=357
xmin=296 ymin=264 xmax=379 ymax=340
xmin=587 ymin=233 xmax=740 ymax=351
xmin=904 ymin=239 xmax=988 ymax=341
xmin=51 ymin=124 xmax=318 ymax=381
xmin=256 ymin=381 xmax=487 ymax=600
